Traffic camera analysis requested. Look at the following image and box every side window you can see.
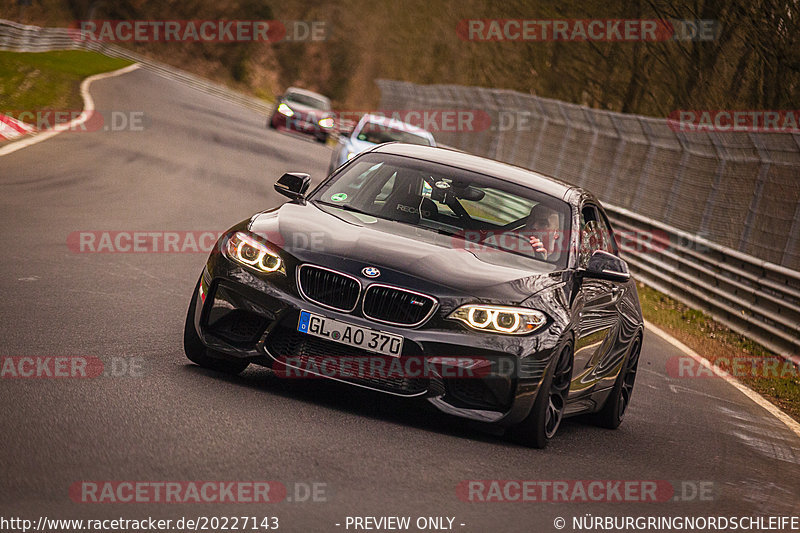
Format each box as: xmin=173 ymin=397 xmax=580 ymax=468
xmin=595 ymin=209 xmax=619 ymax=255
xmin=580 ymin=204 xmax=614 ymax=267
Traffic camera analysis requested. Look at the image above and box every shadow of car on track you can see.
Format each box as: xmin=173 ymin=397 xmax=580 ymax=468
xmin=181 ymin=363 xmax=597 ymax=449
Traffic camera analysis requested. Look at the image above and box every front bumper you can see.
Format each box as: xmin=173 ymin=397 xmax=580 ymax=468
xmin=270 ymin=112 xmax=330 ymax=140
xmin=191 ymin=258 xmax=559 ymax=427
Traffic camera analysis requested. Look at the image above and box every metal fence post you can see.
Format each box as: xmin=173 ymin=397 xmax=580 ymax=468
xmin=632 ymin=118 xmax=658 ymax=209
xmin=527 ymin=97 xmax=549 ymax=173
xmin=663 ymin=130 xmax=691 ymax=224
xmin=782 ymin=134 xmax=800 ymax=268
xmin=504 ymin=92 xmax=523 ymax=166
xmin=698 ymin=132 xmax=728 ymax=238
xmin=553 ymin=102 xmax=573 ymax=178
xmin=486 ymin=89 xmax=502 ymax=160
xmin=576 ymin=108 xmax=600 ymax=189
xmin=739 ymin=133 xmax=771 ymax=254
xmin=601 ymin=114 xmax=627 ymax=201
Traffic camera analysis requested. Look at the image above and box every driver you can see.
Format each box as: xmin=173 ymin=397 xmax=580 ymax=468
xmin=524 ymin=203 xmax=562 ymax=261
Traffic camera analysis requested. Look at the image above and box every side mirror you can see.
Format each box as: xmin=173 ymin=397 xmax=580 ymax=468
xmin=274 ymin=172 xmax=311 ymax=200
xmin=584 ymin=250 xmax=631 ymax=282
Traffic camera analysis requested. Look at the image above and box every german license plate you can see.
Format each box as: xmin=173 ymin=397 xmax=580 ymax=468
xmin=297 ymin=310 xmax=403 ymax=357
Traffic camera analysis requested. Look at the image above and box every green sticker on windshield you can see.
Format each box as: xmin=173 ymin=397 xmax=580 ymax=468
xmin=331 ymin=193 xmax=347 ymax=202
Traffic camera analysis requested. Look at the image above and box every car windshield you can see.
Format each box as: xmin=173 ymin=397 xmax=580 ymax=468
xmin=311 ymin=153 xmax=572 ymax=268
xmin=355 ymin=121 xmax=432 ymax=146
xmin=285 ymin=92 xmax=331 ymax=110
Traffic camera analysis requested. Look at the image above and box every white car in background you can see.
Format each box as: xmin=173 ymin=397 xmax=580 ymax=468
xmin=329 ymin=113 xmax=436 ymax=174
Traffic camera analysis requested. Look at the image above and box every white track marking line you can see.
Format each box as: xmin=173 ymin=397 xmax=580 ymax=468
xmin=646 ymin=319 xmax=800 ymax=439
xmin=0 ymin=63 xmax=140 ymax=157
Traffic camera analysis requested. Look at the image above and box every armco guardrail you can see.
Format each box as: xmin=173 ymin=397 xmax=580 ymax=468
xmin=0 ymin=19 xmax=273 ymax=115
xmin=607 ymin=206 xmax=800 ymax=361
xmin=375 ymin=79 xmax=800 ymax=360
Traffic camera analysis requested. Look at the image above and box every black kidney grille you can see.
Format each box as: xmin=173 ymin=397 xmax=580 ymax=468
xmin=362 ymin=285 xmax=436 ymax=326
xmin=298 ymin=266 xmax=360 ymax=311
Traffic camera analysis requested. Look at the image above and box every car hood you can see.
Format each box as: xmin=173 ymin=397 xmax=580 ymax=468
xmin=248 ymin=202 xmax=565 ymax=303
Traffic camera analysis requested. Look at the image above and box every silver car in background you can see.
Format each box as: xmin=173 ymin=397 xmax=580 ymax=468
xmin=329 ymin=113 xmax=435 ymax=173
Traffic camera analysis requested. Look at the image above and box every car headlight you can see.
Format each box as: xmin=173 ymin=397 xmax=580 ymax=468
xmin=346 ymin=151 xmax=356 ymax=160
xmin=448 ymin=305 xmax=546 ymax=335
xmin=277 ymin=103 xmax=294 ymax=117
xmin=318 ymin=117 xmax=334 ymax=129
xmin=225 ymin=231 xmax=283 ymax=273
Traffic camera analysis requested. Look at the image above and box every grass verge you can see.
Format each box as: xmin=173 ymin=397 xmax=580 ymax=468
xmin=0 ymin=50 xmax=133 ymax=121
xmin=638 ymin=282 xmax=800 ymax=423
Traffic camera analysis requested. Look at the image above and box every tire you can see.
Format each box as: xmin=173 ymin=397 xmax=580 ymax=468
xmin=592 ymin=336 xmax=641 ymax=429
xmin=316 ymin=134 xmax=328 ymax=144
xmin=184 ymin=278 xmax=250 ymax=375
xmin=509 ymin=344 xmax=573 ymax=449
xmin=268 ymin=114 xmax=277 ymax=129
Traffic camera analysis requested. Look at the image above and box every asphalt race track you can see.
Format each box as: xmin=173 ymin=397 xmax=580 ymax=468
xmin=1 ymin=68 xmax=799 ymax=531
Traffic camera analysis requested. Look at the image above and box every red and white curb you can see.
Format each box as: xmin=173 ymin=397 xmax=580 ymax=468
xmin=0 ymin=113 xmax=36 ymax=140
xmin=0 ymin=63 xmax=140 ymax=157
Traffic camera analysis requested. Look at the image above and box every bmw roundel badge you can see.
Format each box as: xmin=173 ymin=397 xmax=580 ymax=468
xmin=362 ymin=266 xmax=381 ymax=278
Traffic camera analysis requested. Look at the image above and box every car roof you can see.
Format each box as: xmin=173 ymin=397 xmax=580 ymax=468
xmin=371 ymin=143 xmax=580 ymax=202
xmin=360 ymin=114 xmax=431 ymax=136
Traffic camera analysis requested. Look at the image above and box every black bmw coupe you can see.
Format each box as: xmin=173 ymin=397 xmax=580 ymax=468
xmin=184 ymin=144 xmax=644 ymax=448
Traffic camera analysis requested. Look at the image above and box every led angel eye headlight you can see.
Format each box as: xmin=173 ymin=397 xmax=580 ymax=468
xmin=467 ymin=307 xmax=492 ymax=328
xmin=449 ymin=305 xmax=546 ymax=335
xmin=492 ymin=311 xmax=520 ymax=333
xmin=225 ymin=231 xmax=283 ymax=273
